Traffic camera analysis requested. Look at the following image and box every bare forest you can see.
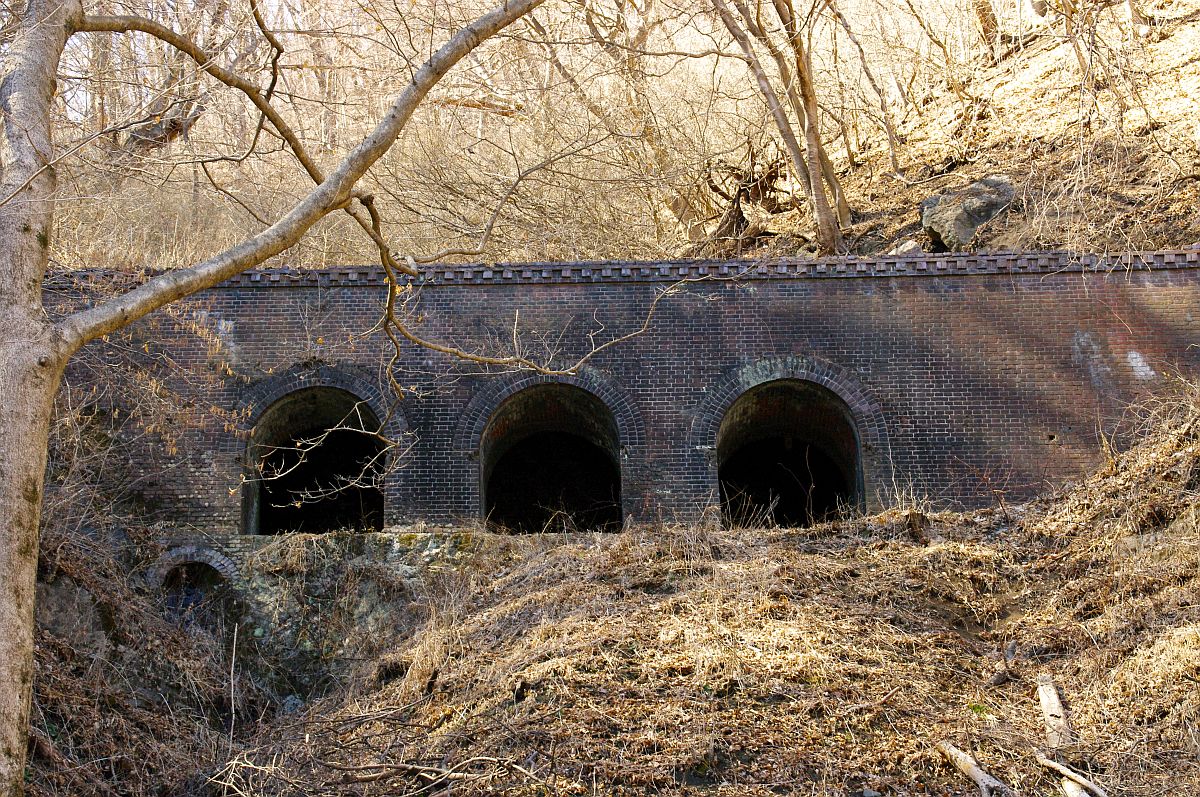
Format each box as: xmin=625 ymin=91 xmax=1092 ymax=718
xmin=47 ymin=0 xmax=1200 ymax=269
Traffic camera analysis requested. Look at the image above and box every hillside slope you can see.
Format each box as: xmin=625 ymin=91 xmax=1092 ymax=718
xmin=759 ymin=0 xmax=1200 ymax=257
xmin=46 ymin=0 xmax=1200 ymax=271
xmin=211 ymin=389 xmax=1200 ymax=796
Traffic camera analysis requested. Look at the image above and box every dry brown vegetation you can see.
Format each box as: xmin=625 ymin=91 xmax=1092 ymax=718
xmin=24 ymin=0 xmax=1200 ymax=792
xmin=207 ymin=384 xmax=1199 ymax=795
xmin=49 ymin=0 xmax=1200 ymax=273
xmin=30 ymin=380 xmax=1199 ymax=795
xmin=31 ymin=524 xmax=267 ymax=797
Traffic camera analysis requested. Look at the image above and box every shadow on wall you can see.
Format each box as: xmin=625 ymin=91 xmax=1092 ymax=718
xmin=243 ymin=386 xmax=387 ymax=535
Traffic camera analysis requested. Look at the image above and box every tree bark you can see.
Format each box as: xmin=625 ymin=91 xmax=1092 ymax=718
xmin=936 ymin=741 xmax=1017 ymax=797
xmin=713 ymin=0 xmax=812 ymax=198
xmin=0 ymin=0 xmax=79 ymax=791
xmin=0 ymin=327 xmax=67 ymax=797
xmin=714 ymin=0 xmax=845 ymax=252
xmin=712 ymin=0 xmax=836 ymax=247
xmin=973 ymin=0 xmax=1001 ymax=60
xmin=770 ymin=0 xmax=845 ymax=248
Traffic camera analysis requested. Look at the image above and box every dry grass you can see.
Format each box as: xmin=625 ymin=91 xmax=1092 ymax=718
xmin=207 ymin=388 xmax=1200 ymax=795
xmin=27 ymin=385 xmax=1200 ymax=795
xmin=816 ymin=0 xmax=1200 ymax=256
xmin=29 ymin=523 xmax=267 ymax=797
xmin=46 ymin=0 xmax=1200 ymax=272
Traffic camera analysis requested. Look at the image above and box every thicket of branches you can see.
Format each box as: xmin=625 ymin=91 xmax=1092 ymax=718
xmin=47 ymin=0 xmax=1195 ymax=270
xmin=8 ymin=0 xmax=1199 ymax=792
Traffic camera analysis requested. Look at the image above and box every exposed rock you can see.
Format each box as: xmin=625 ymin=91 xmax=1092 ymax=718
xmin=886 ymin=239 xmax=923 ymax=255
xmin=920 ymin=176 xmax=1014 ymax=251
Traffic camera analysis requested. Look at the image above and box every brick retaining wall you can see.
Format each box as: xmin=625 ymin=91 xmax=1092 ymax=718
xmin=52 ymin=249 xmax=1200 ymax=535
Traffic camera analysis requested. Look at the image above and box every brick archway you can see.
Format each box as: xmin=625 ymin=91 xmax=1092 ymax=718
xmin=453 ymin=369 xmax=646 ymax=521
xmin=688 ymin=356 xmax=892 ymax=512
xmin=238 ymin=363 xmax=407 ymax=440
xmin=238 ymin=363 xmax=409 ymax=534
xmin=148 ymin=545 xmax=240 ymax=589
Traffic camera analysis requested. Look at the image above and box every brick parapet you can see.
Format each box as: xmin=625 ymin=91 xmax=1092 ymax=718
xmin=198 ymin=248 xmax=1200 ymax=287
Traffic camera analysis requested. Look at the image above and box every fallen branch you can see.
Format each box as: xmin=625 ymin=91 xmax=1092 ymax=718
xmin=323 ymin=754 xmax=543 ymax=789
xmin=1060 ymin=780 xmax=1088 ymax=797
xmin=1036 ymin=674 xmax=1075 ymax=749
xmin=837 ymin=685 xmax=902 ymax=717
xmin=936 ymin=741 xmax=1018 ymax=797
xmin=1035 ymin=751 xmax=1108 ymax=797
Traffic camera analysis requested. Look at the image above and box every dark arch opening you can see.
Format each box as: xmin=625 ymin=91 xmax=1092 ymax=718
xmin=244 ymin=386 xmax=386 ymax=535
xmin=162 ymin=562 xmax=239 ymax=634
xmin=481 ymin=383 xmax=622 ymax=533
xmin=717 ymin=379 xmax=861 ymax=528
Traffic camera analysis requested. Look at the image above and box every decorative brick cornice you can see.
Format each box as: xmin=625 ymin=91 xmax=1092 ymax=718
xmin=211 ymin=249 xmax=1200 ymax=289
xmin=43 ymin=249 xmax=1200 ymax=293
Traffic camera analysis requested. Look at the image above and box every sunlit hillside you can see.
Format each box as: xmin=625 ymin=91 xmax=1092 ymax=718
xmin=49 ymin=0 xmax=1200 ymax=272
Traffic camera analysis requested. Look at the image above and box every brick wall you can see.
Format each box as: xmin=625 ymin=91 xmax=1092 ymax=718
xmin=54 ymin=250 xmax=1200 ymax=535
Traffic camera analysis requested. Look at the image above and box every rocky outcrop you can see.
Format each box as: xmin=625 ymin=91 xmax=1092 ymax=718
xmin=920 ymin=176 xmax=1014 ymax=251
xmin=886 ymin=239 xmax=923 ymax=255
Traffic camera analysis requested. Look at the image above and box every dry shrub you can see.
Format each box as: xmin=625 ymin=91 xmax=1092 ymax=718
xmin=32 ymin=345 xmax=1200 ymax=795
xmin=29 ymin=301 xmax=275 ymax=797
xmin=29 ymin=376 xmax=1200 ymax=795
xmin=30 ymin=523 xmax=270 ymax=797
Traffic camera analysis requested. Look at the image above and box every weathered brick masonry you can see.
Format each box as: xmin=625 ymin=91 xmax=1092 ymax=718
xmin=55 ymin=250 xmax=1200 ymax=542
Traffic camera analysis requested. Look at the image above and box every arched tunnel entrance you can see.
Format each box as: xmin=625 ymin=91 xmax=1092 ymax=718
xmin=717 ymin=379 xmax=861 ymax=528
xmin=244 ymin=387 xmax=387 ymax=535
xmin=162 ymin=562 xmax=239 ymax=636
xmin=481 ymin=383 xmax=623 ymax=533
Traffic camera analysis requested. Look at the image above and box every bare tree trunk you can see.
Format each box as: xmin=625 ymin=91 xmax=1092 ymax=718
xmin=715 ymin=0 xmax=846 ymax=253
xmin=0 ymin=329 xmax=66 ymax=797
xmin=1126 ymin=0 xmax=1152 ymax=37
xmin=578 ymin=1 xmax=709 ymax=241
xmin=727 ymin=0 xmax=849 ymax=228
xmin=0 ymin=0 xmax=546 ymax=792
xmin=795 ymin=51 xmax=843 ymax=252
xmin=973 ymin=0 xmax=1001 ymax=60
xmin=767 ymin=0 xmax=845 ymax=249
xmin=1056 ymin=0 xmax=1092 ymax=74
xmin=0 ymin=0 xmax=79 ymax=792
xmin=711 ymin=0 xmax=811 ymax=197
xmin=898 ymin=0 xmax=973 ymax=103
xmin=826 ymin=0 xmax=902 ymax=174
xmin=310 ymin=34 xmax=339 ymax=151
